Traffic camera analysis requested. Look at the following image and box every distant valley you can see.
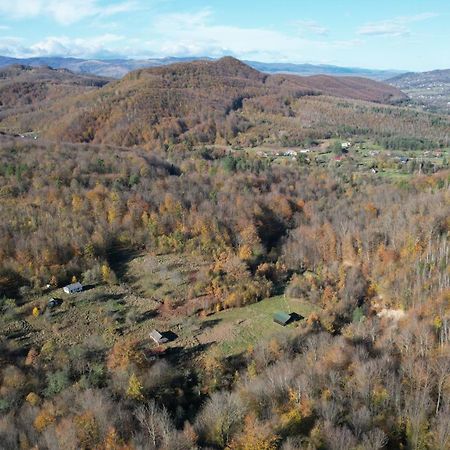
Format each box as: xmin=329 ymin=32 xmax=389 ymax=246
xmin=388 ymin=69 xmax=450 ymax=113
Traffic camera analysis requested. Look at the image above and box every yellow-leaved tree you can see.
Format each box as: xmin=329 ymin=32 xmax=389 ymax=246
xmin=229 ymin=415 xmax=279 ymax=450
xmin=127 ymin=373 xmax=144 ymax=400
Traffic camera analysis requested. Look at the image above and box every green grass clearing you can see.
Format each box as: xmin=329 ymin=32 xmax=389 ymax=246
xmin=200 ymin=295 xmax=318 ymax=357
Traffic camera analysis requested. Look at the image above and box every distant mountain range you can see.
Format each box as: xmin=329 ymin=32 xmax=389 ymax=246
xmin=244 ymin=61 xmax=403 ymax=80
xmin=0 ymin=55 xmax=210 ymax=79
xmin=0 ymin=55 xmax=404 ymax=80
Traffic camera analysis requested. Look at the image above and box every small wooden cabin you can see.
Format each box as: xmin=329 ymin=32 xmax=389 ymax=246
xmin=63 ymin=282 xmax=83 ymax=294
xmin=150 ymin=330 xmax=168 ymax=345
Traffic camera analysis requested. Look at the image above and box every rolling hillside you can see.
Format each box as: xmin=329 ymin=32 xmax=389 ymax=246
xmin=267 ymin=73 xmax=407 ymax=104
xmin=0 ymin=64 xmax=110 ymax=113
xmin=0 ymin=57 xmax=409 ymax=147
xmin=389 ymin=69 xmax=450 ymax=113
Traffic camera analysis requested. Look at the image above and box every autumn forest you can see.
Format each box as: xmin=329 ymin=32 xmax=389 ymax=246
xmin=0 ymin=58 xmax=449 ymax=450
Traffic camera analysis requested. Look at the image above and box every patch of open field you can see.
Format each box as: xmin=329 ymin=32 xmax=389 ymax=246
xmin=126 ymin=253 xmax=210 ymax=303
xmin=5 ymin=284 xmax=161 ymax=350
xmin=1 ymin=253 xmax=320 ymax=364
xmin=198 ymin=295 xmax=318 ymax=357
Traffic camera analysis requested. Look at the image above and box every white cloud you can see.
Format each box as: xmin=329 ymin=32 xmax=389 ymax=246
xmin=358 ymin=22 xmax=408 ymax=37
xmin=146 ymin=9 xmax=359 ymax=62
xmin=0 ymin=8 xmax=362 ymax=63
xmin=0 ymin=37 xmax=28 ymax=57
xmin=0 ymin=34 xmax=129 ymax=58
xmin=30 ymin=34 xmax=125 ymax=57
xmin=357 ymin=12 xmax=438 ymax=37
xmin=0 ymin=0 xmax=138 ymax=25
xmin=295 ymin=20 xmax=328 ymax=36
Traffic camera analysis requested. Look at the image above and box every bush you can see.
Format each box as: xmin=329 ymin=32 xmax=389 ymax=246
xmin=195 ymin=392 xmax=245 ymax=447
xmin=82 ymin=264 xmax=102 ymax=285
xmin=44 ymin=370 xmax=71 ymax=397
xmin=0 ymin=398 xmax=11 ymax=413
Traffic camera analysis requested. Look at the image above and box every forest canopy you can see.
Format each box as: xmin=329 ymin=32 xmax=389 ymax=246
xmin=0 ymin=58 xmax=449 ymax=450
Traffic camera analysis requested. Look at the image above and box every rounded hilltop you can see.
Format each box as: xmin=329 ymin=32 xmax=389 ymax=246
xmin=123 ymin=56 xmax=267 ymax=83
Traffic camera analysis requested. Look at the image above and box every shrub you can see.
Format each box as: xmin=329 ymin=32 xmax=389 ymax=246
xmin=44 ymin=370 xmax=70 ymax=397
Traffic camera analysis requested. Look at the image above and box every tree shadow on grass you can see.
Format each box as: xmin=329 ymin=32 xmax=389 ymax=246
xmin=107 ymin=245 xmax=143 ymax=281
xmin=164 ymin=342 xmax=213 ymax=366
xmin=81 ymin=284 xmax=96 ymax=292
xmin=90 ymin=293 xmax=124 ymax=303
xmin=198 ymin=318 xmax=222 ymax=330
xmin=137 ymin=309 xmax=158 ymax=323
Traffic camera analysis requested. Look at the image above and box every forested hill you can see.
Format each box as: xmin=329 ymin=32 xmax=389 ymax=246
xmin=0 ymin=64 xmax=110 ymax=112
xmin=0 ymin=57 xmax=408 ymax=147
xmin=0 ymin=64 xmax=110 ymax=85
xmin=266 ymin=73 xmax=407 ymax=104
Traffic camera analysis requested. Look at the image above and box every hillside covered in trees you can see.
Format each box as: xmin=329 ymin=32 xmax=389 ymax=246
xmin=0 ymin=58 xmax=410 ymax=148
xmin=0 ymin=58 xmax=449 ymax=450
xmin=0 ymin=65 xmax=109 ymax=114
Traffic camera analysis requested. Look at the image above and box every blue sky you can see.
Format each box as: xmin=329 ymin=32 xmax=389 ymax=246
xmin=0 ymin=0 xmax=448 ymax=70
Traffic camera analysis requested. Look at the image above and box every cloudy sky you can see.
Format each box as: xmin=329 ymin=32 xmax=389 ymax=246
xmin=0 ymin=0 xmax=448 ymax=70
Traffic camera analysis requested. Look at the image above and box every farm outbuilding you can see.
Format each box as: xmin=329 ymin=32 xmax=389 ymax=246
xmin=150 ymin=330 xmax=168 ymax=345
xmin=273 ymin=311 xmax=292 ymax=326
xmin=273 ymin=311 xmax=304 ymax=326
xmin=63 ymin=282 xmax=83 ymax=294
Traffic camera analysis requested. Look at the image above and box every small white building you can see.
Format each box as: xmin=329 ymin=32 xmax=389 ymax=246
xmin=63 ymin=282 xmax=83 ymax=294
xmin=150 ymin=330 xmax=168 ymax=345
